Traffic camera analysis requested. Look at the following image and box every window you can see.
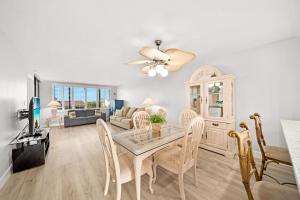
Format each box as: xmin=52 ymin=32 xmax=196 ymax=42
xmin=64 ymin=87 xmax=71 ymax=110
xmin=54 ymin=86 xmax=63 ymax=110
xmin=100 ymin=88 xmax=111 ymax=108
xmin=52 ymin=84 xmax=114 ymax=110
xmin=86 ymin=88 xmax=97 ymax=108
xmin=73 ymin=87 xmax=86 ymax=109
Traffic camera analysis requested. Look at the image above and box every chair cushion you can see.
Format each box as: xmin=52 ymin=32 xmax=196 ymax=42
xmin=126 ymin=107 xmax=137 ymax=118
xmin=264 ymin=146 xmax=291 ymax=164
xmin=253 ymin=181 xmax=299 ymax=200
xmin=118 ymin=153 xmax=152 ymax=183
xmin=154 ymin=146 xmax=182 ymax=173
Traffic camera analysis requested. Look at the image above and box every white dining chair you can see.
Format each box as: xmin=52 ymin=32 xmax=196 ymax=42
xmin=96 ymin=119 xmax=154 ymax=200
xmin=153 ymin=116 xmax=205 ymax=200
xmin=179 ymin=109 xmax=198 ymax=129
xmin=133 ymin=111 xmax=152 ymax=129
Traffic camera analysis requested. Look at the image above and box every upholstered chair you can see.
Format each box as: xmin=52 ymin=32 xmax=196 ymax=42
xmin=153 ymin=116 xmax=205 ymax=200
xmin=133 ymin=111 xmax=152 ymax=129
xmin=228 ymin=122 xmax=298 ymax=200
xmin=96 ymin=119 xmax=154 ymax=200
xmin=250 ymin=113 xmax=292 ymax=182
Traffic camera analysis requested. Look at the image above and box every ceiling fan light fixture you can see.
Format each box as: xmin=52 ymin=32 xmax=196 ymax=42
xmin=160 ymin=68 xmax=168 ymax=77
xmin=148 ymin=68 xmax=156 ymax=77
xmin=155 ymin=64 xmax=164 ymax=74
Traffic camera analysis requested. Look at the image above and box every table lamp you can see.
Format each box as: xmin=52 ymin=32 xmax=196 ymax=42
xmin=143 ymin=98 xmax=154 ymax=113
xmin=47 ymin=100 xmax=61 ymax=116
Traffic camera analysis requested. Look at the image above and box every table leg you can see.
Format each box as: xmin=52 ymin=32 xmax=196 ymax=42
xmin=134 ymin=156 xmax=142 ymax=200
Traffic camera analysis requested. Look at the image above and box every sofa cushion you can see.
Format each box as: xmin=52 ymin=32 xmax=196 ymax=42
xmin=75 ymin=110 xmax=87 ymax=117
xmin=69 ymin=111 xmax=76 ymax=119
xmin=122 ymin=107 xmax=130 ymax=117
xmin=121 ymin=118 xmax=132 ymax=124
xmin=116 ymin=117 xmax=125 ymax=122
xmin=115 ymin=109 xmax=123 ymax=117
xmin=126 ymin=107 xmax=137 ymax=118
xmin=95 ymin=109 xmax=101 ymax=116
xmin=86 ymin=109 xmax=95 ymax=117
xmin=110 ymin=116 xmax=117 ymax=120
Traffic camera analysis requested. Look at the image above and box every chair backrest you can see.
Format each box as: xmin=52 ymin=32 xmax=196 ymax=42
xmin=96 ymin=119 xmax=120 ymax=180
xmin=133 ymin=111 xmax=151 ymax=129
xmin=249 ymin=113 xmax=267 ymax=159
xmin=228 ymin=122 xmax=260 ymax=200
xmin=180 ymin=116 xmax=205 ymax=167
xmin=157 ymin=108 xmax=167 ymax=118
xmin=178 ymin=109 xmax=198 ymax=130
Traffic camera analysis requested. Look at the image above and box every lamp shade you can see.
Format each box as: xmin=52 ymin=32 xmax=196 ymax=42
xmin=47 ymin=100 xmax=61 ymax=108
xmin=143 ymin=98 xmax=154 ymax=106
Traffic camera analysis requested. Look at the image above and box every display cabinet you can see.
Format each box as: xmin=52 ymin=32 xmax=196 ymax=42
xmin=185 ymin=65 xmax=235 ymax=157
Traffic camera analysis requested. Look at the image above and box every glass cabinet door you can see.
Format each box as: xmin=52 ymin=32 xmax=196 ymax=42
xmin=207 ymin=82 xmax=224 ymax=118
xmin=190 ymin=85 xmax=201 ymax=114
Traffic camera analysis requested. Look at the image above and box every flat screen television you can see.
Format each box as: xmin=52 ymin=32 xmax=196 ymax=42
xmin=28 ymin=97 xmax=40 ymax=134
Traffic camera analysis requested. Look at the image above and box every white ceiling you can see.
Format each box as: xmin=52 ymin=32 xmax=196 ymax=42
xmin=1 ymin=0 xmax=300 ymax=85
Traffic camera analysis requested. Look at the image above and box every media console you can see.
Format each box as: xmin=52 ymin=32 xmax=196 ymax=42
xmin=9 ymin=128 xmax=50 ymax=173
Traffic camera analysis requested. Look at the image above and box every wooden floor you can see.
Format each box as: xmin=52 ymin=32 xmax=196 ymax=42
xmin=0 ymin=124 xmax=296 ymax=200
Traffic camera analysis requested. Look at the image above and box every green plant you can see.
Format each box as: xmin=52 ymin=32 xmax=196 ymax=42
xmin=149 ymin=114 xmax=166 ymax=124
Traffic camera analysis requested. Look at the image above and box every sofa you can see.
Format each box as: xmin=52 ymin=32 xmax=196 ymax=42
xmin=64 ymin=109 xmax=106 ymax=127
xmin=110 ymin=107 xmax=145 ymax=129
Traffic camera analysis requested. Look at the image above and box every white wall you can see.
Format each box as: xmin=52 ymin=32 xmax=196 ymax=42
xmin=118 ymin=37 xmax=300 ymax=149
xmin=0 ymin=30 xmax=28 ymax=187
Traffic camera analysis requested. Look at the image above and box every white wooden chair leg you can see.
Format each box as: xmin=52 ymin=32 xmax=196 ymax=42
xmin=116 ymin=182 xmax=121 ymax=200
xmin=193 ymin=164 xmax=198 ymax=186
xmin=104 ymin=171 xmax=110 ymax=196
xmin=148 ymin=172 xmax=154 ymax=194
xmin=153 ymin=164 xmax=157 ymax=183
xmin=178 ymin=173 xmax=185 ymax=200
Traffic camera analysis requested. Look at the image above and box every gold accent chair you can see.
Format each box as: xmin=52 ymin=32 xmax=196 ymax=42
xmin=228 ymin=122 xmax=299 ymax=200
xmin=96 ymin=119 xmax=154 ymax=200
xmin=153 ymin=116 xmax=205 ymax=200
xmin=133 ymin=111 xmax=152 ymax=129
xmin=250 ymin=113 xmax=292 ymax=182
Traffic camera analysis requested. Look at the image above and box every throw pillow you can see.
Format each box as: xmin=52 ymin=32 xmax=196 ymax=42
xmin=95 ymin=110 xmax=101 ymax=116
xmin=69 ymin=111 xmax=76 ymax=119
xmin=122 ymin=107 xmax=130 ymax=117
xmin=115 ymin=109 xmax=123 ymax=117
xmin=126 ymin=107 xmax=137 ymax=118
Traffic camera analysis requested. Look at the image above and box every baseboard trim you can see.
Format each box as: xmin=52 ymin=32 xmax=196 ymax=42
xmin=0 ymin=164 xmax=12 ymax=191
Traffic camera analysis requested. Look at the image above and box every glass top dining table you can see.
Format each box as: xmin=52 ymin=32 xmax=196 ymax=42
xmin=113 ymin=124 xmax=186 ymax=156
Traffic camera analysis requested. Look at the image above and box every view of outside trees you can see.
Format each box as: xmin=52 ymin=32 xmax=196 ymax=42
xmin=86 ymin=88 xmax=97 ymax=108
xmin=53 ymin=85 xmax=112 ymax=110
xmin=73 ymin=87 xmax=85 ymax=109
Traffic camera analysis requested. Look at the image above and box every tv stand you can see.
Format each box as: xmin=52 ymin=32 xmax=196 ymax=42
xmin=10 ymin=128 xmax=50 ymax=173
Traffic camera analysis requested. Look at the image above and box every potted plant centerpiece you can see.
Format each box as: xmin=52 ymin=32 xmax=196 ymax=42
xmin=150 ymin=114 xmax=166 ymax=134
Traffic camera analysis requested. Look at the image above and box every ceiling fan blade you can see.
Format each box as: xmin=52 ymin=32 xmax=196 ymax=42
xmin=128 ymin=60 xmax=153 ymax=65
xmin=141 ymin=64 xmax=154 ymax=74
xmin=165 ymin=48 xmax=196 ymax=65
xmin=165 ymin=64 xmax=183 ymax=72
xmin=139 ymin=47 xmax=170 ymax=61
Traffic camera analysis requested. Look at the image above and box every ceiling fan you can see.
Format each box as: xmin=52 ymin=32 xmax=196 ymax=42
xmin=128 ymin=40 xmax=196 ymax=77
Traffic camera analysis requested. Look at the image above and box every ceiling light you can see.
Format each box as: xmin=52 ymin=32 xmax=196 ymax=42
xmin=160 ymin=68 xmax=168 ymax=77
xmin=155 ymin=64 xmax=164 ymax=74
xmin=148 ymin=68 xmax=156 ymax=77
